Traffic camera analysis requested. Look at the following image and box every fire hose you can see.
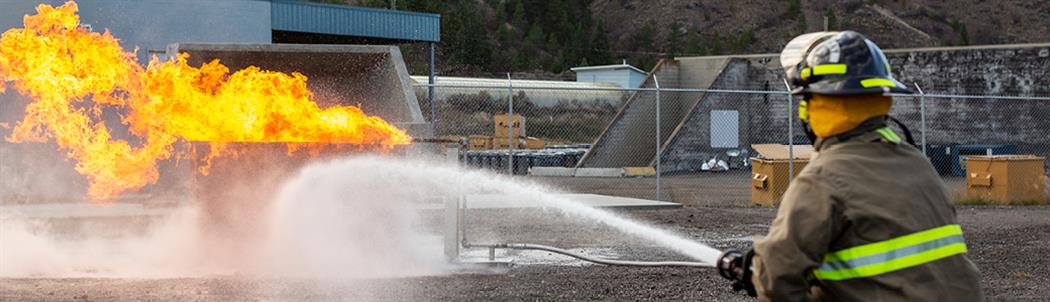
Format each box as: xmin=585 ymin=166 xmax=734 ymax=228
xmin=465 ymin=243 xmax=714 ymax=268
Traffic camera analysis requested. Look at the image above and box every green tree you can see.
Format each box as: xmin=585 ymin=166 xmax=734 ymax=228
xmin=495 ymin=0 xmax=508 ymax=25
xmin=588 ymin=22 xmax=613 ymax=65
xmin=709 ymin=30 xmax=723 ymax=55
xmin=734 ymin=29 xmax=754 ymax=51
xmin=354 ymin=0 xmax=387 ymax=8
xmin=634 ymin=20 xmax=657 ymax=51
xmin=494 ymin=25 xmax=518 ymax=71
xmin=510 ymin=48 xmax=527 ymax=70
xmin=566 ymin=28 xmax=589 ymax=68
xmin=664 ymin=20 xmax=683 ymax=58
xmin=788 ymin=0 xmax=801 ymax=18
xmin=685 ymin=25 xmax=704 ymax=55
xmin=521 ymin=24 xmax=545 ymax=69
xmin=524 ymin=24 xmax=545 ymax=49
xmin=950 ymin=19 xmax=970 ymax=46
xmin=510 ymin=0 xmax=527 ymax=31
xmin=444 ymin=1 xmax=493 ymax=69
xmin=399 ymin=0 xmax=447 ymax=13
xmin=550 ymin=49 xmax=567 ymax=73
xmin=797 ymin=10 xmax=808 ymax=33
xmin=542 ymin=0 xmax=572 ymax=45
xmin=635 ymin=55 xmax=658 ymax=71
xmin=824 ymin=9 xmax=838 ymax=30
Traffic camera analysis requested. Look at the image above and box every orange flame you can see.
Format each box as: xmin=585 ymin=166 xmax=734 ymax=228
xmin=0 ymin=1 xmax=412 ymax=199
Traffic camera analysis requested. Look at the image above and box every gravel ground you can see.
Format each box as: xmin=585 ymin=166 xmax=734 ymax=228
xmin=2 ymin=174 xmax=1047 ymax=301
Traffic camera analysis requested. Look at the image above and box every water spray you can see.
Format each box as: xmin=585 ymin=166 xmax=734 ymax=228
xmin=446 ymin=195 xmax=719 ymax=268
xmin=465 ymin=242 xmax=713 ymax=268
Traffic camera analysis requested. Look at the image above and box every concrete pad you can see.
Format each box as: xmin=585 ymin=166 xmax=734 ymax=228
xmin=574 ymin=168 xmax=624 ymax=178
xmin=529 ymin=167 xmax=577 ymax=177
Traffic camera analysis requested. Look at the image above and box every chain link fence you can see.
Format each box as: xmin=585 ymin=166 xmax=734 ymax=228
xmin=415 ymin=78 xmax=1050 ymax=205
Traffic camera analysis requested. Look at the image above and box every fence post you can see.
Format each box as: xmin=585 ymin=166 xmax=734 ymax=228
xmin=428 ymin=42 xmax=437 ymax=135
xmin=782 ymin=80 xmax=795 ymax=182
xmin=654 ymin=75 xmax=662 ymax=201
xmin=507 ymin=72 xmax=514 ymax=175
xmin=914 ymin=83 xmax=927 ymax=155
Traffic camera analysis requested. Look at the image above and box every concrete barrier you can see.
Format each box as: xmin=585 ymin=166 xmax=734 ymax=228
xmin=573 ymin=168 xmax=624 ymax=178
xmin=529 ymin=167 xmax=577 ymax=177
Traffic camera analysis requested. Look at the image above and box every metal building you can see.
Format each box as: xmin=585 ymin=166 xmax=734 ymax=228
xmin=0 ymin=0 xmax=440 ymax=64
xmin=571 ymin=62 xmax=648 ymax=90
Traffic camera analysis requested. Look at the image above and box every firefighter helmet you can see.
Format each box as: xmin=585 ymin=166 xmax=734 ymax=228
xmin=781 ymin=31 xmax=913 ymax=95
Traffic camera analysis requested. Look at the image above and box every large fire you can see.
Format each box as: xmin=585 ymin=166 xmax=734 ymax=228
xmin=0 ymin=1 xmax=413 ymax=199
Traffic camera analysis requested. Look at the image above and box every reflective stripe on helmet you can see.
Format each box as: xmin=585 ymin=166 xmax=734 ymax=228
xmin=813 ymin=224 xmax=968 ymax=281
xmin=800 ymin=64 xmax=848 ymax=80
xmin=875 ymin=127 xmax=902 ymax=143
xmin=860 ymin=78 xmax=897 ymax=88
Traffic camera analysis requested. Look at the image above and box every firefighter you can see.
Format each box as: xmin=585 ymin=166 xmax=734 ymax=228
xmin=716 ymin=31 xmax=983 ymax=301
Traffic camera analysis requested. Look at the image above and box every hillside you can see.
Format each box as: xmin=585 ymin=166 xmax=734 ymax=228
xmin=594 ymin=0 xmax=1050 ymax=53
xmin=322 ymin=0 xmax=1050 ymax=77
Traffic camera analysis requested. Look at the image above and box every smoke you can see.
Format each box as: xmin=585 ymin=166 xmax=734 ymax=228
xmin=0 ymin=155 xmax=720 ymax=280
xmin=0 ymin=208 xmax=208 ymax=277
xmin=0 ymin=156 xmax=449 ymax=279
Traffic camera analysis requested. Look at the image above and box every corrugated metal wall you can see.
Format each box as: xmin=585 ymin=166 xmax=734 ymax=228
xmin=271 ymin=0 xmax=440 ymax=43
xmin=0 ymin=0 xmax=272 ymax=64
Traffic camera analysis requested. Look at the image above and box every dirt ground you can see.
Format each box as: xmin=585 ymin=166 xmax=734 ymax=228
xmin=2 ymin=173 xmax=1047 ymax=301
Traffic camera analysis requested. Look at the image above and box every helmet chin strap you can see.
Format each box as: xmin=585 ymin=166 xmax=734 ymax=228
xmin=799 ymin=93 xmax=819 ymax=145
xmin=801 ymin=121 xmax=818 ymax=145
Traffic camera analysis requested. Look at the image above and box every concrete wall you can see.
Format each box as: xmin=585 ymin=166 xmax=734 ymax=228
xmin=660 ymin=58 xmax=791 ymax=171
xmin=578 ymin=61 xmax=681 ymax=167
xmin=660 ymin=44 xmax=1050 ymax=172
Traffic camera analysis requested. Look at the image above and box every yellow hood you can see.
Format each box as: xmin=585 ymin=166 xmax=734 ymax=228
xmin=807 ymin=94 xmax=892 ymax=138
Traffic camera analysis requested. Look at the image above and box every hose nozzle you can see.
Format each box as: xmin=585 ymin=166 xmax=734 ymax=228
xmin=717 ymin=249 xmax=745 ymax=280
xmin=716 ymin=249 xmax=757 ymax=297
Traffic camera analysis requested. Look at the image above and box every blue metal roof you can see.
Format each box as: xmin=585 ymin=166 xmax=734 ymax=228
xmin=271 ymin=0 xmax=441 ymax=43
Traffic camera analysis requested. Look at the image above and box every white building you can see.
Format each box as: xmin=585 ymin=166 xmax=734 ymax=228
xmin=410 ymin=76 xmax=626 ymax=107
xmin=571 ymin=63 xmax=648 ymax=90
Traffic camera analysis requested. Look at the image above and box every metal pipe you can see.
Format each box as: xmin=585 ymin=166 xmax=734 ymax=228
xmin=507 ymin=72 xmax=514 ymax=175
xmin=465 ymin=243 xmax=713 ymax=268
xmin=653 ymin=75 xmax=661 ymax=201
xmin=428 ymin=42 xmax=437 ymax=135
